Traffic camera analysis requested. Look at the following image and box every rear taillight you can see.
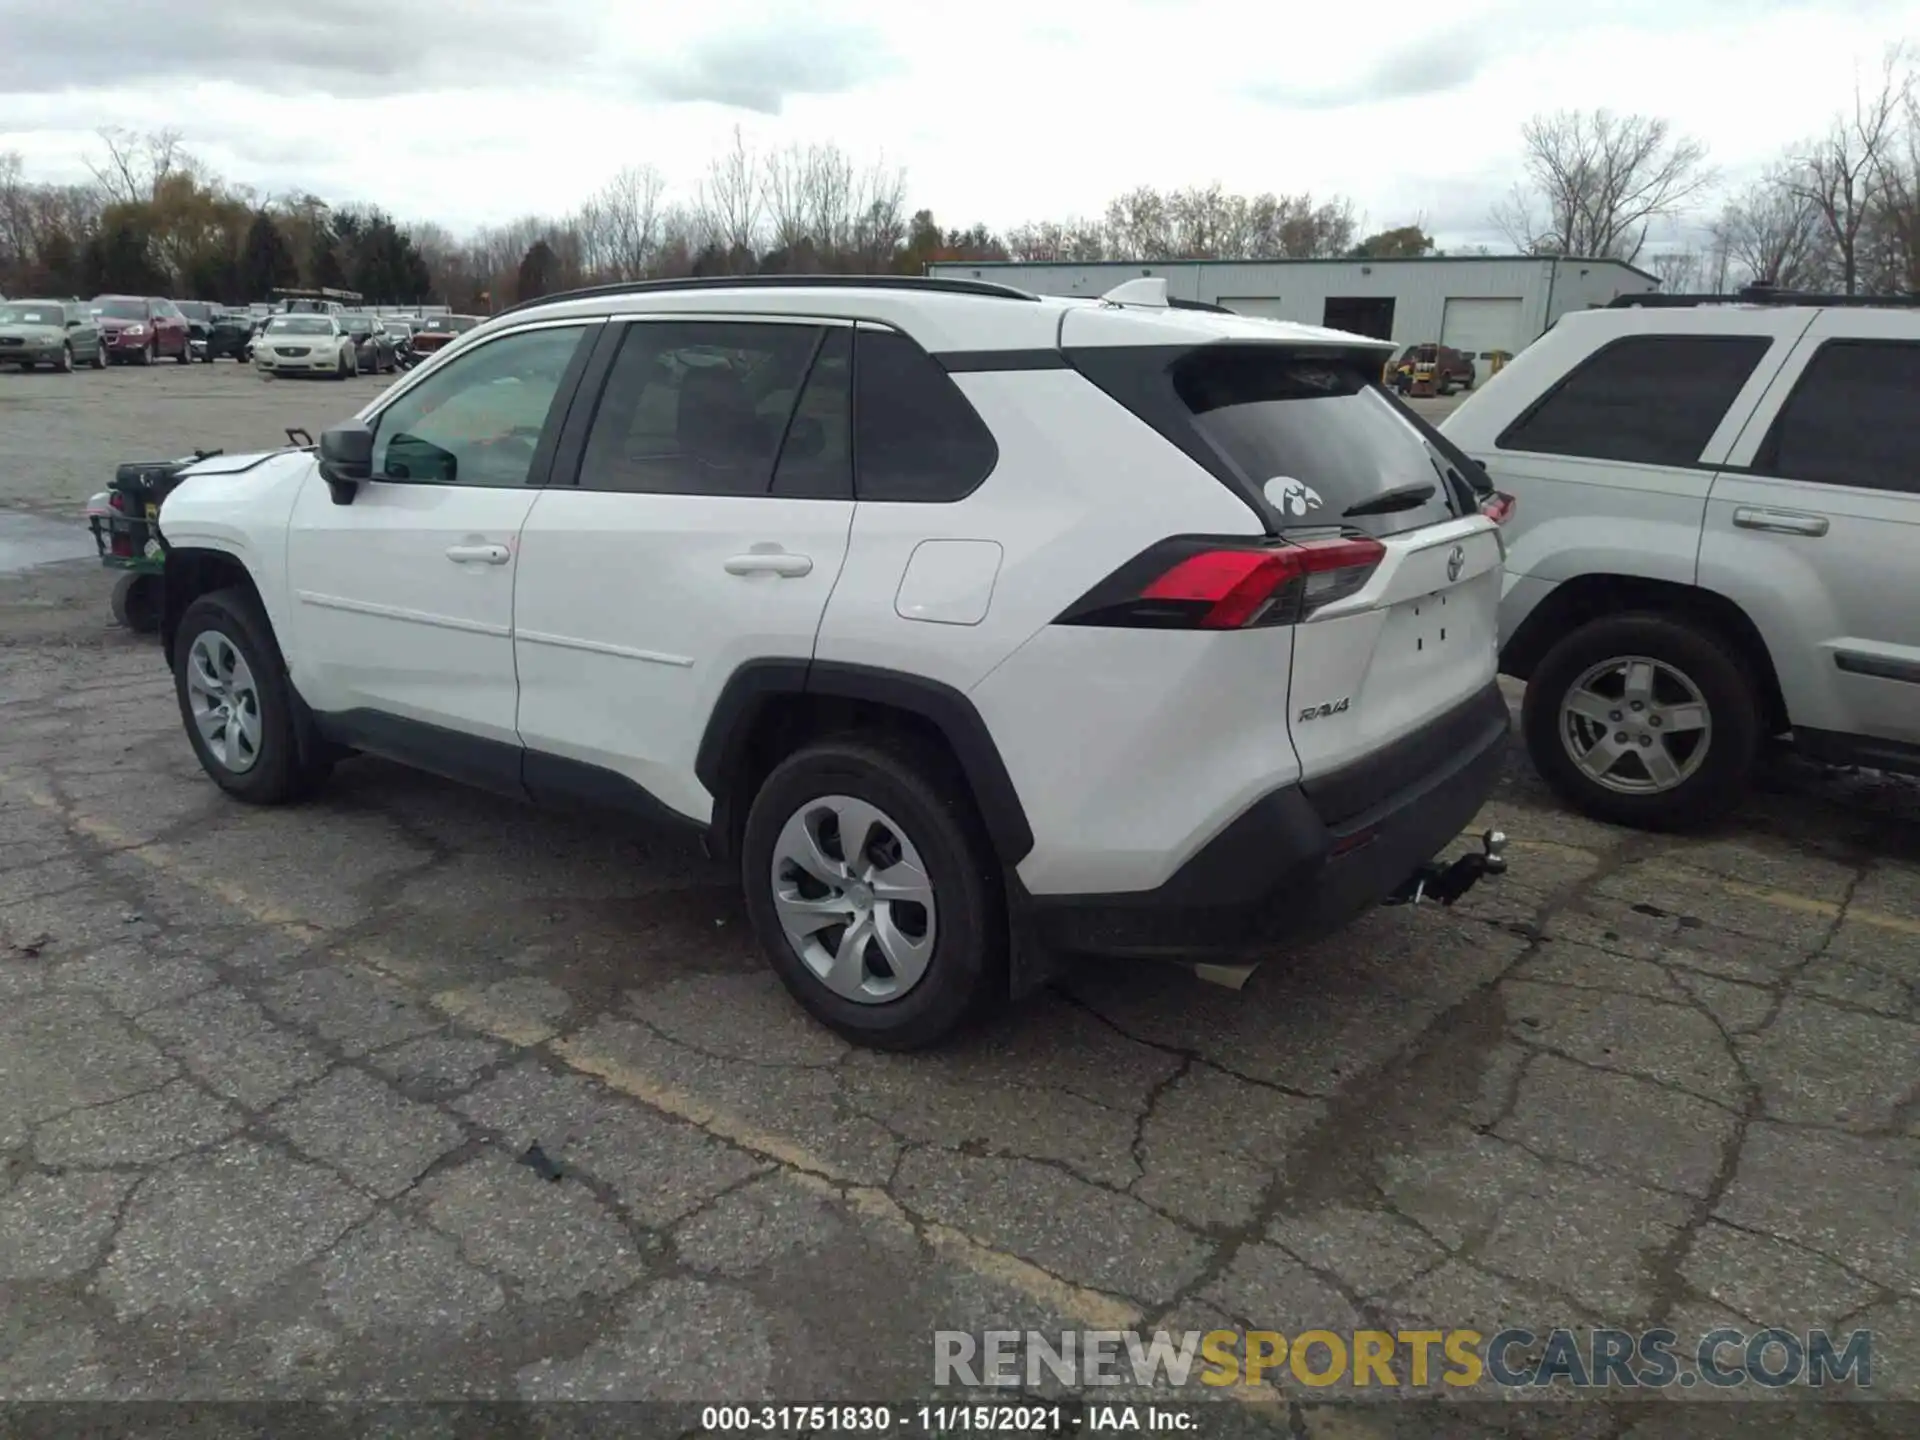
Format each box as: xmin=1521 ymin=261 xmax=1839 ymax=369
xmin=1480 ymin=491 xmax=1516 ymax=524
xmin=1058 ymin=534 xmax=1386 ymax=630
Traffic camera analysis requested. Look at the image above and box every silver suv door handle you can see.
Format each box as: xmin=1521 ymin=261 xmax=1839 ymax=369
xmin=446 ymin=543 xmax=511 ymax=564
xmin=724 ymin=553 xmax=813 ymax=577
xmin=1733 ymin=507 xmax=1829 ymax=537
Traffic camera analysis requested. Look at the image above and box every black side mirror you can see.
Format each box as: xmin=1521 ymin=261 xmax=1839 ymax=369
xmin=318 ymin=421 xmax=374 ymax=506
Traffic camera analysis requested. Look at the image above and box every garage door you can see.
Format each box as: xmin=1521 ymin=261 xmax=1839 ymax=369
xmin=1216 ymin=296 xmax=1287 ymax=319
xmin=1440 ymin=297 xmax=1524 ymax=358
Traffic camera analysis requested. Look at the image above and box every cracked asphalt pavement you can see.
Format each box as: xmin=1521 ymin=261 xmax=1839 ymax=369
xmin=1 ymin=376 xmax=1917 ymax=1435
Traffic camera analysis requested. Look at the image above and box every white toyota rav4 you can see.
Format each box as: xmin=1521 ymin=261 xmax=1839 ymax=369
xmin=155 ymin=275 xmax=1513 ymax=1048
xmin=1443 ymin=292 xmax=1920 ymax=830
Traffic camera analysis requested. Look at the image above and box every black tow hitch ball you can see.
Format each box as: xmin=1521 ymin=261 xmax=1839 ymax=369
xmin=1387 ymin=830 xmax=1508 ymax=907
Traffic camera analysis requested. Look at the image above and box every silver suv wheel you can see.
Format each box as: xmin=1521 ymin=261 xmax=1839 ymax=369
xmin=1559 ymin=654 xmax=1711 ymax=795
xmin=185 ymin=629 xmax=263 ymax=774
xmin=770 ymin=794 xmax=936 ymax=1003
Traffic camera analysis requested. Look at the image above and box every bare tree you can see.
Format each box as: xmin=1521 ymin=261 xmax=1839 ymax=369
xmin=1103 ymin=186 xmax=1171 ymax=261
xmin=1643 ymin=247 xmax=1703 ymax=293
xmin=1710 ymin=173 xmax=1829 ymax=289
xmin=1785 ymin=47 xmax=1910 ymax=293
xmin=1866 ymin=87 xmax=1920 ymax=293
xmin=759 ymin=144 xmax=814 ymax=255
xmin=88 ymin=127 xmax=190 ymax=207
xmin=695 ymin=126 xmax=762 ymax=262
xmin=577 ymin=164 xmax=666 ymax=280
xmin=1491 ymin=110 xmax=1714 ymax=261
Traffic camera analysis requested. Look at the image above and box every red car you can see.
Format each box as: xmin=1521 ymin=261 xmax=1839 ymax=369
xmin=90 ymin=295 xmax=192 ymax=365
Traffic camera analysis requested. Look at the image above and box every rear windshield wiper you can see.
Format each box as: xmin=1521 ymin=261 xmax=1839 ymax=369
xmin=1343 ymin=482 xmax=1436 ymax=518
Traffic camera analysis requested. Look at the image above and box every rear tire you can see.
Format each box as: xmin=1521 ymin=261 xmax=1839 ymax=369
xmin=1522 ymin=612 xmax=1762 ymax=832
xmin=173 ymin=589 xmax=332 ymax=804
xmin=741 ymin=735 xmax=1007 ymax=1050
xmin=110 ymin=572 xmax=162 ymax=633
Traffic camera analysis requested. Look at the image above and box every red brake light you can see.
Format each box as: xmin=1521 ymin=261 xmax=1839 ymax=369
xmin=1060 ymin=534 xmax=1386 ymax=631
xmin=1480 ymin=491 xmax=1516 ymax=525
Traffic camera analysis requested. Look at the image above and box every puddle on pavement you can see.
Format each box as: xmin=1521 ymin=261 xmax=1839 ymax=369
xmin=0 ymin=512 xmax=95 ymax=573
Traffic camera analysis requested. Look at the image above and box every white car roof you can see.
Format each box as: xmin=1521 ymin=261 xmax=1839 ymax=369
xmin=473 ymin=280 xmax=1396 ymax=357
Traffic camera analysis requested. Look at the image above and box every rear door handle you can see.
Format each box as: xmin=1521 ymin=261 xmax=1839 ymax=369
xmin=1733 ymin=507 xmax=1829 ymax=537
xmin=724 ymin=553 xmax=813 ymax=578
xmin=446 ymin=543 xmax=511 ymax=565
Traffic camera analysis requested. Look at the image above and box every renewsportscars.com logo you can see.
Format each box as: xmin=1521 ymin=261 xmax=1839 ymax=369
xmin=934 ymin=1327 xmax=1874 ymax=1391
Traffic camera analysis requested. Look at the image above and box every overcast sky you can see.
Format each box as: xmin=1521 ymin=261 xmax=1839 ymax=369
xmin=1 ymin=0 xmax=1914 ymax=248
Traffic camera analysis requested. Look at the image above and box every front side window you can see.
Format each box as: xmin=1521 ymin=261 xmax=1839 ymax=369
xmin=1497 ymin=335 xmax=1770 ymax=467
xmin=577 ymin=320 xmax=827 ymax=496
xmin=1754 ymin=340 xmax=1920 ymax=495
xmin=370 ymin=324 xmax=588 ymax=487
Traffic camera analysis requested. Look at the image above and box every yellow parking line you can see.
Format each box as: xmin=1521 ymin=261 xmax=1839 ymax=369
xmin=3 ymin=777 xmax=1151 ymax=1334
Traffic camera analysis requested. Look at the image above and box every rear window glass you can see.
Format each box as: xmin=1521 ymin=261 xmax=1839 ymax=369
xmin=1173 ymin=349 xmax=1464 ymax=536
xmin=1497 ymin=335 xmax=1769 ymax=467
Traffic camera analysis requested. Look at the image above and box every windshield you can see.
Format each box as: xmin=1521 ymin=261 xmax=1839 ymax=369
xmin=177 ymin=302 xmax=212 ymax=321
xmin=268 ymin=316 xmax=333 ymax=336
xmin=384 ymin=322 xmax=412 ymax=336
xmin=424 ymin=316 xmax=479 ymax=333
xmin=0 ymin=303 xmax=63 ymax=326
xmin=339 ymin=314 xmax=374 ymax=331
xmin=92 ymin=298 xmax=146 ymax=320
xmin=1172 ymin=347 xmax=1467 ymax=538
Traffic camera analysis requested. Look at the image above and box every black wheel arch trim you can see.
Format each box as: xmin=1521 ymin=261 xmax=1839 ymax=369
xmin=697 ymin=659 xmax=1036 ymax=866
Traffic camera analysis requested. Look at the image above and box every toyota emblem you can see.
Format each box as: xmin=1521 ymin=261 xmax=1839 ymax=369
xmin=1446 ymin=545 xmax=1466 ymax=583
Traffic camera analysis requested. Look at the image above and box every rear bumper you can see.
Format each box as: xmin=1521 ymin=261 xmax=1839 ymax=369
xmin=1024 ymin=681 xmax=1511 ymax=958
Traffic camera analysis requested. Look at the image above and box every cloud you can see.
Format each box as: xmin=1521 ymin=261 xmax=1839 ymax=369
xmin=1251 ymin=28 xmax=1488 ymax=110
xmin=0 ymin=0 xmax=889 ymax=111
xmin=628 ymin=22 xmax=900 ymax=114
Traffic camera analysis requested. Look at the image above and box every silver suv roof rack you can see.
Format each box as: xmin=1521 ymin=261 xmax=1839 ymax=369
xmin=1608 ymin=282 xmax=1920 ymax=310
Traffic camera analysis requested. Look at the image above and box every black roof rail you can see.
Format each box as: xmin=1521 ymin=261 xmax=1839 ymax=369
xmin=1168 ymin=297 xmax=1234 ymax=313
xmin=491 ymin=272 xmax=1040 ymax=320
xmin=1607 ymin=284 xmax=1920 ymax=310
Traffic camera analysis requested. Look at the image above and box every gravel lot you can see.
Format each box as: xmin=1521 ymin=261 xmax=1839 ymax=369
xmin=0 ymin=366 xmax=1915 ymax=1430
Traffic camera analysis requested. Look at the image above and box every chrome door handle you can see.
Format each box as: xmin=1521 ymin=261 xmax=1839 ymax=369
xmin=724 ymin=553 xmax=813 ymax=577
xmin=1733 ymin=507 xmax=1829 ymax=537
xmin=446 ymin=543 xmax=511 ymax=564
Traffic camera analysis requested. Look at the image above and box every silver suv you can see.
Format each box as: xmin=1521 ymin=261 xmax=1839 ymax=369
xmin=1443 ymin=291 xmax=1920 ymax=828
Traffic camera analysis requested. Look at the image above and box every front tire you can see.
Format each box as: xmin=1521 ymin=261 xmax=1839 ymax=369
xmin=1522 ymin=612 xmax=1762 ymax=831
xmin=175 ymin=340 xmax=191 ymax=364
xmin=741 ymin=736 xmax=1006 ymax=1050
xmin=92 ymin=343 xmax=108 ymax=370
xmin=135 ymin=342 xmax=153 ymax=366
xmin=173 ymin=589 xmax=331 ymax=804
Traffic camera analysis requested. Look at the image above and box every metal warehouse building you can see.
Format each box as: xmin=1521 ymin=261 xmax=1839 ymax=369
xmin=925 ymin=256 xmax=1658 ymax=358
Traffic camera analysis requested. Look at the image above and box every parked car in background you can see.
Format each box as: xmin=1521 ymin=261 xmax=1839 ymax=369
xmin=337 ymin=312 xmax=399 ymax=374
xmin=90 ymin=295 xmax=191 ymax=365
xmin=253 ymin=312 xmax=358 ymax=378
xmin=382 ymin=318 xmax=418 ymax=368
xmin=204 ymin=309 xmax=255 ymax=362
xmin=1387 ymin=343 xmax=1476 ymax=395
xmin=0 ymin=299 xmax=108 ymax=371
xmin=1442 ymin=290 xmax=1920 ymax=829
xmin=408 ymin=313 xmax=481 ymax=356
xmin=176 ymin=300 xmax=217 ymax=360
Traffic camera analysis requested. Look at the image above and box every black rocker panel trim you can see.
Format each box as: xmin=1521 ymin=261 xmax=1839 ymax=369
xmin=696 ymin=659 xmax=1036 ymax=864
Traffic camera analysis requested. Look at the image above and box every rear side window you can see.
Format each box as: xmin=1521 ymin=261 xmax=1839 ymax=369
xmin=1498 ymin=335 xmax=1769 ymax=467
xmin=854 ymin=328 xmax=997 ymax=502
xmin=578 ymin=320 xmax=824 ymax=496
xmin=1174 ymin=348 xmax=1463 ymax=537
xmin=1754 ymin=340 xmax=1920 ymax=494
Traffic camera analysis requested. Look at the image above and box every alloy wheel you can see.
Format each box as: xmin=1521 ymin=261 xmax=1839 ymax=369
xmin=185 ymin=630 xmax=264 ymax=774
xmin=1559 ymin=655 xmax=1712 ymax=795
xmin=769 ymin=795 xmax=937 ymax=1003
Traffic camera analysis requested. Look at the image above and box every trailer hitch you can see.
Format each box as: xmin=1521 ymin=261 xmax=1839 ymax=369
xmin=1386 ymin=830 xmax=1508 ymax=907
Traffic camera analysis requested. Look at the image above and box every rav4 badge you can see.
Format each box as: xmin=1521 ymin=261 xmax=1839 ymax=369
xmin=1297 ymin=697 xmax=1351 ymax=722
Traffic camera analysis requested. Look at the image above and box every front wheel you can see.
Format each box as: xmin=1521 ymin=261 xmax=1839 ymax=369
xmin=56 ymin=345 xmax=74 ymax=373
xmin=135 ymin=343 xmax=152 ymax=366
xmin=741 ymin=736 xmax=1006 ymax=1050
xmin=92 ymin=343 xmax=108 ymax=370
xmin=175 ymin=340 xmax=191 ymax=364
xmin=173 ymin=589 xmax=331 ymax=804
xmin=1522 ymin=613 xmax=1762 ymax=831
